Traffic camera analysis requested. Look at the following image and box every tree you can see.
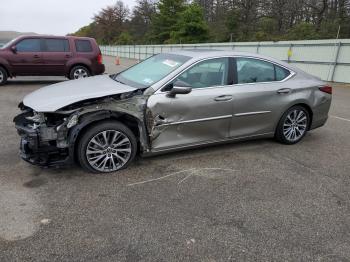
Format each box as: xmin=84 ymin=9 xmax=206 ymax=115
xmin=93 ymin=1 xmax=130 ymax=44
xmin=73 ymin=0 xmax=350 ymax=44
xmin=169 ymin=3 xmax=209 ymax=43
xmin=129 ymin=0 xmax=157 ymax=43
xmin=286 ymin=22 xmax=320 ymax=40
xmin=116 ymin=32 xmax=133 ymax=44
xmin=149 ymin=0 xmax=186 ymax=43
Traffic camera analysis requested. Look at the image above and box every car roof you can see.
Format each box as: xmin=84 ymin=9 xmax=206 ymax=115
xmin=14 ymin=35 xmax=95 ymax=41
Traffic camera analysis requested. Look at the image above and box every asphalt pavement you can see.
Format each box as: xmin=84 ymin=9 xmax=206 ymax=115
xmin=0 ymin=56 xmax=350 ymax=261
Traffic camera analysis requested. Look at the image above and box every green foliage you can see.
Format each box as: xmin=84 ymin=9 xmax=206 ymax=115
xmin=254 ymin=18 xmax=279 ymax=41
xmin=116 ymin=32 xmax=134 ymax=45
xmin=168 ymin=4 xmax=209 ymax=44
xmin=285 ymin=23 xmax=320 ymax=40
xmin=72 ymin=0 xmax=350 ymax=45
xmin=149 ymin=0 xmax=186 ymax=43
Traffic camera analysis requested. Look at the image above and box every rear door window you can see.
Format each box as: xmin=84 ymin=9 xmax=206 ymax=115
xmin=75 ymin=40 xmax=93 ymax=52
xmin=235 ymin=57 xmax=291 ymax=84
xmin=44 ymin=39 xmax=70 ymax=52
xmin=16 ymin=38 xmax=41 ymax=52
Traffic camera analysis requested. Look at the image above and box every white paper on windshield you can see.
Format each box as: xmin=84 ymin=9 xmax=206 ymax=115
xmin=162 ymin=59 xmax=179 ymax=67
xmin=143 ymin=78 xmax=154 ymax=84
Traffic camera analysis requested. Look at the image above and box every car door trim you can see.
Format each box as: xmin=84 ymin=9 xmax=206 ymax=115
xmin=234 ymin=111 xmax=271 ymax=117
xmin=146 ymin=132 xmax=274 ymax=154
xmin=158 ymin=114 xmax=233 ymax=127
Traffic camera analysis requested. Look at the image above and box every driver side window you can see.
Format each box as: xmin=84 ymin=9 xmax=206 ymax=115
xmin=174 ymin=58 xmax=229 ymax=88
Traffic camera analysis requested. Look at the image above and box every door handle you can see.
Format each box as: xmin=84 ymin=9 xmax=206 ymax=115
xmin=33 ymin=55 xmax=40 ymax=58
xmin=65 ymin=54 xmax=71 ymax=58
xmin=214 ymin=95 xmax=232 ymax=102
xmin=277 ymin=88 xmax=291 ymax=94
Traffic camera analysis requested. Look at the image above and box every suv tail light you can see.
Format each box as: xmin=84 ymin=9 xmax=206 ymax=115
xmin=97 ymin=53 xmax=103 ymax=64
xmin=319 ymin=85 xmax=332 ymax=94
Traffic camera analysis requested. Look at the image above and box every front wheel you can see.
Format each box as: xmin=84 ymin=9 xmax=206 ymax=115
xmin=69 ymin=65 xmax=90 ymax=80
xmin=77 ymin=121 xmax=137 ymax=173
xmin=275 ymin=106 xmax=310 ymax=145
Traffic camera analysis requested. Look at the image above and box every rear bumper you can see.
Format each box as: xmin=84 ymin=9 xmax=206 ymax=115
xmin=92 ymin=63 xmax=105 ymax=75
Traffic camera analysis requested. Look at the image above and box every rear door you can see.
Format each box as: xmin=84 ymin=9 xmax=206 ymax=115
xmin=8 ymin=38 xmax=44 ymax=75
xmin=42 ymin=38 xmax=72 ymax=75
xmin=228 ymin=57 xmax=294 ymax=138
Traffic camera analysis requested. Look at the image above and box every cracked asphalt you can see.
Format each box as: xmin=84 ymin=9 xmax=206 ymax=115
xmin=0 ymin=56 xmax=350 ymax=261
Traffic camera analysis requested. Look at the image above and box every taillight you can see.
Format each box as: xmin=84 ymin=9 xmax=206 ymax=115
xmin=319 ymin=85 xmax=332 ymax=94
xmin=97 ymin=53 xmax=103 ymax=64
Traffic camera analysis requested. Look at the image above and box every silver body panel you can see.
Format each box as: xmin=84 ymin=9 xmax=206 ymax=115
xmin=23 ymin=75 xmax=137 ymax=112
xmin=21 ymin=50 xmax=331 ymax=158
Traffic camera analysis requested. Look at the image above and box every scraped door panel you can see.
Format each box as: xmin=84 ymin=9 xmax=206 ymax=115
xmin=147 ymin=87 xmax=234 ymax=151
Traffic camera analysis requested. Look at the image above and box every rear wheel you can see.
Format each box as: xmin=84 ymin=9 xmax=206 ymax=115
xmin=275 ymin=106 xmax=310 ymax=144
xmin=69 ymin=65 xmax=90 ymax=80
xmin=77 ymin=121 xmax=137 ymax=173
xmin=0 ymin=67 xmax=8 ymax=86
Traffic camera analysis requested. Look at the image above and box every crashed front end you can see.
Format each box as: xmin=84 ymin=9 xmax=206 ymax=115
xmin=13 ymin=90 xmax=151 ymax=168
xmin=14 ymin=103 xmax=76 ymax=167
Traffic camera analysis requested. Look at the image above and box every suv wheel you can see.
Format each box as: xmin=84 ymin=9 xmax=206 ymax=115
xmin=77 ymin=121 xmax=137 ymax=173
xmin=275 ymin=105 xmax=310 ymax=144
xmin=0 ymin=67 xmax=8 ymax=85
xmin=69 ymin=66 xmax=90 ymax=80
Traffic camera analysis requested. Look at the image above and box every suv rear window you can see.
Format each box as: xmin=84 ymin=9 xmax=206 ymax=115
xmin=75 ymin=40 xmax=92 ymax=52
xmin=44 ymin=39 xmax=69 ymax=52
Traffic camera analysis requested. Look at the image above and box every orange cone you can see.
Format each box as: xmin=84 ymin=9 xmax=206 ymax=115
xmin=115 ymin=56 xmax=120 ymax=65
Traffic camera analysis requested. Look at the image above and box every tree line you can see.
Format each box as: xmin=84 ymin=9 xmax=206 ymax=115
xmin=72 ymin=0 xmax=350 ymax=44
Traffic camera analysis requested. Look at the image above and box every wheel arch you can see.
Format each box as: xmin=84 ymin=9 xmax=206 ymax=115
xmin=0 ymin=64 xmax=10 ymax=78
xmin=276 ymin=102 xmax=314 ymax=132
xmin=68 ymin=110 xmax=145 ymax=163
xmin=68 ymin=63 xmax=91 ymax=77
xmin=290 ymin=103 xmax=313 ymax=130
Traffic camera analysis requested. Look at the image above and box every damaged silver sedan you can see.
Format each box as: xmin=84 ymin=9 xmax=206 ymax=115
xmin=14 ymin=50 xmax=332 ymax=173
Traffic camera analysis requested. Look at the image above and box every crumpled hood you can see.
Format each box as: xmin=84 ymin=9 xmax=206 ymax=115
xmin=23 ymin=75 xmax=137 ymax=112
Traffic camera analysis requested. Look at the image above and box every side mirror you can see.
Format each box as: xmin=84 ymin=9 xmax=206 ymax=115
xmin=167 ymin=82 xmax=192 ymax=98
xmin=11 ymin=46 xmax=17 ymax=53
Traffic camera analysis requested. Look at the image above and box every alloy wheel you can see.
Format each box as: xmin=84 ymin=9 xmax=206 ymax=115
xmin=73 ymin=68 xmax=88 ymax=79
xmin=86 ymin=130 xmax=132 ymax=172
xmin=0 ymin=70 xmax=3 ymax=83
xmin=283 ymin=109 xmax=308 ymax=142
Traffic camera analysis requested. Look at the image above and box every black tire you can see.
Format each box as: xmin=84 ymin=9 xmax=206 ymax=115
xmin=69 ymin=65 xmax=90 ymax=80
xmin=77 ymin=121 xmax=137 ymax=173
xmin=275 ymin=105 xmax=310 ymax=145
xmin=0 ymin=67 xmax=8 ymax=86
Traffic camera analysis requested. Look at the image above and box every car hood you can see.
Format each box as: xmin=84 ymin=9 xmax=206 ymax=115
xmin=23 ymin=75 xmax=137 ymax=112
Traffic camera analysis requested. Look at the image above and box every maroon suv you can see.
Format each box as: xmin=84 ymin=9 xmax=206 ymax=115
xmin=0 ymin=35 xmax=105 ymax=85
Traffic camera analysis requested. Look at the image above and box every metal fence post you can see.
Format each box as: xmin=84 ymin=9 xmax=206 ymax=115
xmin=256 ymin=42 xmax=260 ymax=54
xmin=330 ymin=42 xmax=341 ymax=82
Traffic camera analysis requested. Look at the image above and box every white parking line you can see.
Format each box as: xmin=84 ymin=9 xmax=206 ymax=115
xmin=331 ymin=115 xmax=350 ymax=122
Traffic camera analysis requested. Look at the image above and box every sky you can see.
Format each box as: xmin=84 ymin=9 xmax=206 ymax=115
xmin=0 ymin=0 xmax=136 ymax=35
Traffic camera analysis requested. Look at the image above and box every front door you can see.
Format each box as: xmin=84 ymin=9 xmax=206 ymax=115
xmin=147 ymin=57 xmax=235 ymax=151
xmin=8 ymin=38 xmax=44 ymax=75
xmin=42 ymin=38 xmax=72 ymax=75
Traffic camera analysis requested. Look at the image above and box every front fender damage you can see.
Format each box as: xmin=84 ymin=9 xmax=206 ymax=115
xmin=14 ymin=91 xmax=151 ymax=167
xmin=62 ymin=93 xmax=151 ymax=157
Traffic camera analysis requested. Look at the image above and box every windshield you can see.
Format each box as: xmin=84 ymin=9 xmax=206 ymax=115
xmin=113 ymin=53 xmax=191 ymax=89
